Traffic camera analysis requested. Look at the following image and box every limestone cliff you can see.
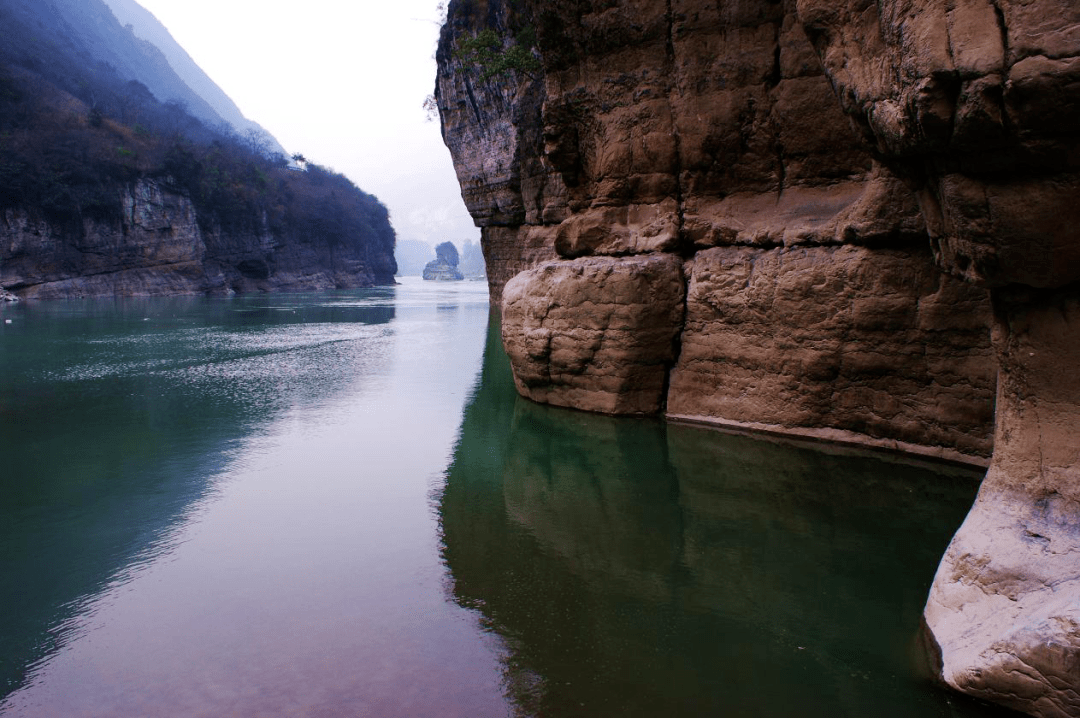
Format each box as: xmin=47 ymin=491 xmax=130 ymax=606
xmin=1 ymin=177 xmax=396 ymax=298
xmin=436 ymin=0 xmax=996 ymax=461
xmin=437 ymin=0 xmax=1079 ymax=715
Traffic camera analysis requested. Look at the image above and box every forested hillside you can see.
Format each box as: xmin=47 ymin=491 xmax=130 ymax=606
xmin=0 ymin=0 xmax=396 ymax=296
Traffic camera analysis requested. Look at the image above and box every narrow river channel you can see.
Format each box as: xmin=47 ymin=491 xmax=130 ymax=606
xmin=0 ymin=278 xmax=1010 ymax=717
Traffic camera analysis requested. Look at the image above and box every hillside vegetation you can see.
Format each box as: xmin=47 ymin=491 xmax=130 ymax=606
xmin=0 ymin=0 xmax=396 ymax=293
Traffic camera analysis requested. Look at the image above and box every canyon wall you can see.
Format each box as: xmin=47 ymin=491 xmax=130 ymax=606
xmin=437 ymin=0 xmax=1079 ymax=715
xmin=0 ymin=178 xmax=396 ymax=298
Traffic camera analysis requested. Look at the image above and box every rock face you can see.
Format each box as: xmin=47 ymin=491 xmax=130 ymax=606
xmin=669 ymin=244 xmax=994 ymax=463
xmin=437 ymin=0 xmax=1080 ymax=714
xmin=0 ymin=178 xmax=396 ymax=297
xmin=422 ymin=241 xmax=466 ymax=280
xmin=421 ymin=260 xmax=465 ymax=281
xmin=436 ymin=0 xmax=996 ymax=459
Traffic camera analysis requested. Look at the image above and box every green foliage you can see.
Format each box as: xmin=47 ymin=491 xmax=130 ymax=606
xmin=455 ymin=27 xmax=540 ymax=81
xmin=0 ymin=2 xmax=396 ymax=283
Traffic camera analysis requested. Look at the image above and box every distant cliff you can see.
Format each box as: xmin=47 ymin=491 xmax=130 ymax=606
xmin=436 ymin=1 xmax=1080 ymax=715
xmin=2 ymin=173 xmax=396 ymax=298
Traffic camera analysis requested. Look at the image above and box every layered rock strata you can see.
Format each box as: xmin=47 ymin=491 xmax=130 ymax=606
xmin=436 ymin=0 xmax=996 ymax=459
xmin=0 ymin=178 xmax=395 ymax=297
xmin=668 ymin=244 xmax=994 ymax=462
xmin=438 ymin=0 xmax=1080 ymax=714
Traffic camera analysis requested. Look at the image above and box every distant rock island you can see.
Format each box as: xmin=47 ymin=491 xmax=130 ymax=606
xmin=422 ymin=241 xmax=464 ymax=281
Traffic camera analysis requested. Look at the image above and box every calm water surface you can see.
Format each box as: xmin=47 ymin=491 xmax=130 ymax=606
xmin=0 ymin=278 xmax=1008 ymax=717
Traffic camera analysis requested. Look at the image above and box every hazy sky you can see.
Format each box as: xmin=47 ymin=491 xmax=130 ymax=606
xmin=130 ymin=0 xmax=475 ymax=250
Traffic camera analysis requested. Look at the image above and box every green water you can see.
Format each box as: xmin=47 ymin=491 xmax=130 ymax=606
xmin=0 ymin=280 xmax=1010 ymax=716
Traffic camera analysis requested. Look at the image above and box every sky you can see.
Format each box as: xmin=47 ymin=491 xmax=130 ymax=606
xmin=129 ymin=0 xmax=476 ymax=251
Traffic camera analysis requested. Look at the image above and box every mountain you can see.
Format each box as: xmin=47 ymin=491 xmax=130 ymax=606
xmin=0 ymin=0 xmax=396 ymax=296
xmin=100 ymin=0 xmax=285 ymax=155
xmin=0 ymin=0 xmax=224 ymax=127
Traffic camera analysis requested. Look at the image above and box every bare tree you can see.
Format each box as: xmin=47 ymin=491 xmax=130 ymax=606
xmin=244 ymin=127 xmax=271 ymax=157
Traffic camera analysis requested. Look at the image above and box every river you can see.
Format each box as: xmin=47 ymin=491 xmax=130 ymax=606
xmin=0 ymin=277 xmax=1009 ymax=717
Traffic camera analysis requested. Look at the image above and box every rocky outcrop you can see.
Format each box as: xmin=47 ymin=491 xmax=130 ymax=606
xmin=437 ymin=0 xmax=1080 ymax=714
xmin=0 ymin=178 xmax=395 ymax=298
xmin=422 ymin=260 xmax=465 ymax=280
xmin=423 ymin=241 xmax=466 ymax=280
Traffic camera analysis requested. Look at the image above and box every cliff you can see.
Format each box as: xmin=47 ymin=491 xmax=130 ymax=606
xmin=1 ymin=175 xmax=396 ymax=298
xmin=436 ymin=0 xmax=995 ymax=459
xmin=436 ymin=1 xmax=1080 ymax=715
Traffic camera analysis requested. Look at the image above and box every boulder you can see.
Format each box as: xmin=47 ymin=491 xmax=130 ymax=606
xmin=501 ymin=254 xmax=685 ymax=415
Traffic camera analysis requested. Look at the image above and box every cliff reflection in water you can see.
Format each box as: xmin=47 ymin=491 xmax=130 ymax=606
xmin=439 ymin=315 xmax=1005 ymax=717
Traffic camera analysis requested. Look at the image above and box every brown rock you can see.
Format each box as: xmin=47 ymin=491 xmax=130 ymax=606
xmin=501 ymin=254 xmax=685 ymax=414
xmin=438 ymin=5 xmax=1080 ymax=711
xmin=478 ymin=225 xmax=559 ymax=304
xmin=554 ymin=199 xmax=681 ymax=257
xmin=668 ymin=244 xmax=995 ymax=462
xmin=437 ymin=0 xmax=995 ymax=460
xmin=797 ymin=0 xmax=1080 ymax=289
